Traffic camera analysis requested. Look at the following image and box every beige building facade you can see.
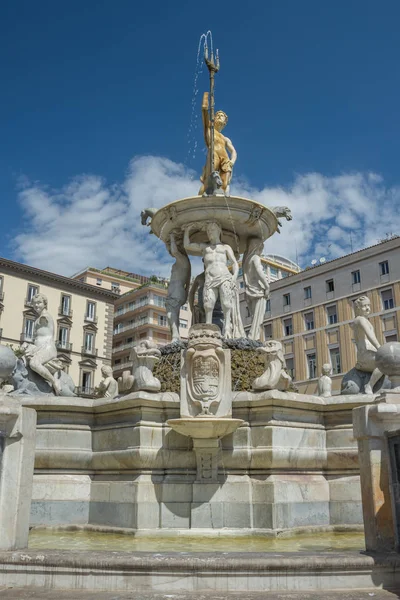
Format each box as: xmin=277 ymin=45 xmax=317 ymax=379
xmin=0 ymin=257 xmax=117 ymax=395
xmin=112 ymin=281 xmax=191 ymax=379
xmin=72 ymin=266 xmax=150 ymax=295
xmin=240 ymin=237 xmax=400 ymax=394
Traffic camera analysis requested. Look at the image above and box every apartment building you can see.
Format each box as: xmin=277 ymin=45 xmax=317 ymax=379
xmin=72 ymin=266 xmax=152 ymax=295
xmin=0 ymin=257 xmax=117 ymax=395
xmin=112 ymin=281 xmax=191 ymax=379
xmin=240 ymin=236 xmax=400 ymax=394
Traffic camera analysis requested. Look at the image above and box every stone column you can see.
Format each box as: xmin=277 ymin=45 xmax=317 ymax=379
xmin=353 ymin=393 xmax=400 ymax=552
xmin=0 ymin=398 xmax=37 ymax=550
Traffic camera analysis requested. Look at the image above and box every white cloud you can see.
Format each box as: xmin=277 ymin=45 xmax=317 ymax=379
xmin=11 ymin=156 xmax=400 ymax=277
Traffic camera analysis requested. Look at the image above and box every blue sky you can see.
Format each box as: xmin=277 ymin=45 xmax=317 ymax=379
xmin=2 ymin=1 xmax=400 ymax=276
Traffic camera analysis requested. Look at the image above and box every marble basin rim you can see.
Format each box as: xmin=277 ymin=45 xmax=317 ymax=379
xmin=149 ymin=195 xmax=279 ymax=256
xmin=167 ymin=417 xmax=244 ymax=439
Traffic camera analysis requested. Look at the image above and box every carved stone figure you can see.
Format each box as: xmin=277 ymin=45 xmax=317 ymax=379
xmin=272 ymin=206 xmax=292 ymax=232
xmin=130 ymin=339 xmax=161 ymax=392
xmin=199 ymin=92 xmax=237 ymax=197
xmin=181 ymin=324 xmax=231 ymax=417
xmin=97 ymin=365 xmax=118 ymax=399
xmin=375 ymin=341 xmax=400 ymax=391
xmin=183 ymin=221 xmax=245 ymax=339
xmin=318 ymin=364 xmax=332 ymax=398
xmin=252 ymin=340 xmax=292 ymax=392
xmin=140 ymin=208 xmax=157 ymax=227
xmin=243 ymin=237 xmax=270 ymax=341
xmin=11 ymin=357 xmax=76 ymax=397
xmin=166 ymin=232 xmax=191 ymax=341
xmin=341 ymin=296 xmax=384 ymax=395
xmin=188 ymin=271 xmax=206 ymax=326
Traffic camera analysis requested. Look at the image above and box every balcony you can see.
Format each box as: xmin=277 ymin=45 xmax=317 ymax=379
xmin=84 ymin=314 xmax=98 ymax=324
xmin=56 ymin=341 xmax=73 ymax=351
xmin=112 ymin=342 xmax=134 ymax=354
xmin=113 ymin=320 xmax=149 ymax=335
xmin=81 ymin=346 xmax=98 ymax=357
xmin=113 ymin=361 xmax=133 ymax=372
xmin=76 ymin=386 xmax=95 ymax=398
xmin=58 ymin=307 xmax=73 ymax=318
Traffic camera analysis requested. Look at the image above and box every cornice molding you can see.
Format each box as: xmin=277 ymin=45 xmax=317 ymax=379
xmin=0 ymin=257 xmax=119 ymax=301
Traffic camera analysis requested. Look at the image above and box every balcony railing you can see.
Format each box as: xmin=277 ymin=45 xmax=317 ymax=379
xmin=84 ymin=314 xmax=98 ymax=324
xmin=56 ymin=341 xmax=73 ymax=351
xmin=81 ymin=346 xmax=98 ymax=357
xmin=112 ymin=343 xmax=133 ymax=354
xmin=58 ymin=306 xmax=73 ymax=318
xmin=113 ymin=361 xmax=133 ymax=372
xmin=113 ymin=320 xmax=149 ymax=335
xmin=76 ymin=386 xmax=95 ymax=397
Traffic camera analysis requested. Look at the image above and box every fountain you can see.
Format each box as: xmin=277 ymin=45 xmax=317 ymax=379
xmin=2 ymin=33 xmax=400 ymax=596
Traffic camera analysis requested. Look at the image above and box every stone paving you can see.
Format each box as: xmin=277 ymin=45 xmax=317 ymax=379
xmin=0 ymin=589 xmax=399 ymax=599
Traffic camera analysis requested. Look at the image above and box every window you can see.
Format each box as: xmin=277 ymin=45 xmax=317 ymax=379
xmin=158 ymin=315 xmax=167 ymax=327
xmin=86 ymin=301 xmax=96 ymax=321
xmin=264 ymin=323 xmax=272 ymax=340
xmin=84 ymin=332 xmax=94 ymax=352
xmin=58 ymin=326 xmax=69 ymax=347
xmin=327 ymin=304 xmax=338 ymax=325
xmin=286 ymin=357 xmax=295 ymax=379
xmin=137 ymin=295 xmax=149 ymax=307
xmin=127 ymin=337 xmax=133 ymax=343
xmin=238 ymin=267 xmax=243 ymax=277
xmin=270 ymin=267 xmax=278 ymax=277
xmin=239 ymin=281 xmax=244 ymax=289
xmin=111 ymin=283 xmax=120 ymax=293
xmin=154 ymin=295 xmax=166 ymax=308
xmin=265 ymin=298 xmax=271 ymax=313
xmin=0 ymin=276 xmax=3 ymax=297
xmin=307 ymin=353 xmax=317 ymax=379
xmin=179 ymin=319 xmax=188 ymax=329
xmin=114 ymin=359 xmax=121 ymax=365
xmin=385 ymin=333 xmax=398 ymax=343
xmin=282 ymin=271 xmax=289 ymax=278
xmin=82 ymin=371 xmax=92 ymax=393
xmin=128 ymin=301 xmax=135 ymax=311
xmin=381 ymin=289 xmax=394 ymax=311
xmin=329 ymin=347 xmax=341 ymax=374
xmin=352 ymin=270 xmax=361 ymax=285
xmin=380 ymin=261 xmax=389 ymax=276
xmin=181 ymin=304 xmax=188 ymax=311
xmin=27 ymin=284 xmax=38 ymax=303
xmin=283 ymin=293 xmax=291 ymax=307
xmin=61 ymin=294 xmax=71 ymax=316
xmin=96 ymin=278 xmax=102 ymax=286
xmin=326 ymin=279 xmax=334 ymax=293
xmin=304 ymin=286 xmax=312 ymax=300
xmin=246 ymin=306 xmax=251 ymax=318
xmin=24 ymin=318 xmax=35 ymax=340
xmin=304 ymin=312 xmax=314 ymax=331
xmin=283 ymin=317 xmax=293 ymax=336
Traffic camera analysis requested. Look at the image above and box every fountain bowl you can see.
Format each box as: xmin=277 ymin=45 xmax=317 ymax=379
xmin=167 ymin=417 xmax=244 ymax=439
xmin=150 ymin=195 xmax=278 ymax=255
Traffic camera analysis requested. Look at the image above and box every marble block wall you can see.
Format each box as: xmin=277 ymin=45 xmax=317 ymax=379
xmin=21 ymin=391 xmax=372 ymax=532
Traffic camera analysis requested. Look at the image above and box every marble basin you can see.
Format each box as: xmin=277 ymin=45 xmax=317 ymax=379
xmin=150 ymin=195 xmax=278 ymax=255
xmin=167 ymin=417 xmax=244 ymax=440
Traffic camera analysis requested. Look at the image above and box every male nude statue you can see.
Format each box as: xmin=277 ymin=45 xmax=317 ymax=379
xmin=353 ymin=295 xmax=383 ymax=394
xmin=21 ymin=293 xmax=61 ymax=395
xmin=183 ymin=221 xmax=239 ymax=338
xmin=166 ymin=232 xmax=191 ymax=341
xmin=199 ymin=92 xmax=237 ymax=196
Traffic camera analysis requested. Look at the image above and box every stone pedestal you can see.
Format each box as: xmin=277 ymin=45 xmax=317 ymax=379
xmin=353 ymin=392 xmax=400 ymax=552
xmin=0 ymin=398 xmax=36 ymax=550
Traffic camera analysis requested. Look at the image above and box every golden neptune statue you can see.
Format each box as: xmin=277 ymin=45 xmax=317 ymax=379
xmin=199 ymin=92 xmax=237 ymax=196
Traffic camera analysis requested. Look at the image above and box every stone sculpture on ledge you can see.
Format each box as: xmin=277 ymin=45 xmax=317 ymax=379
xmin=252 ymin=340 xmax=292 ymax=392
xmin=318 ymin=363 xmax=332 ymax=398
xmin=166 ymin=231 xmax=191 ymax=342
xmin=243 ymin=236 xmax=270 ymax=341
xmin=129 ymin=339 xmax=161 ymax=393
xmin=96 ymin=365 xmax=118 ymax=399
xmin=341 ymin=295 xmax=389 ymax=395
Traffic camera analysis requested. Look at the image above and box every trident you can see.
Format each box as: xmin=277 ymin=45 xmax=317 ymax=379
xmin=204 ymin=43 xmax=221 ymax=196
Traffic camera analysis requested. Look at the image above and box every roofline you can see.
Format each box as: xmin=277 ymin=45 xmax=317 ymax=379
xmin=0 ymin=257 xmax=119 ymax=300
xmin=269 ymin=235 xmax=400 ymax=291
